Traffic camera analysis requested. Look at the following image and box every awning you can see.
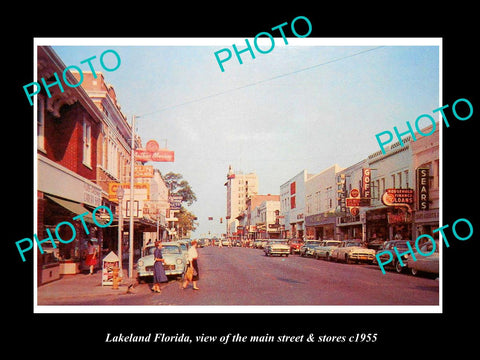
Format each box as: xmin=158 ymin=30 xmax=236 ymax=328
xmin=46 ymin=195 xmax=96 ymax=224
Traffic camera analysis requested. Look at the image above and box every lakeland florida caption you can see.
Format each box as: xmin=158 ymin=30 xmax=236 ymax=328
xmin=105 ymin=333 xmax=192 ymax=343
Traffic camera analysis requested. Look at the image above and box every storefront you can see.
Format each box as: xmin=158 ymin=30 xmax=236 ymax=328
xmin=37 ymin=155 xmax=104 ymax=279
xmin=305 ymin=213 xmax=335 ymax=240
xmin=366 ymin=207 xmax=413 ymax=246
xmin=336 ymin=213 xmax=363 ymax=241
xmin=413 ymin=209 xmax=440 ymax=240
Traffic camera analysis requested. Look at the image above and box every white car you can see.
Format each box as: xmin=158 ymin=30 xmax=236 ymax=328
xmin=313 ymin=240 xmax=342 ymax=261
xmin=264 ymin=240 xmax=290 ymax=257
xmin=136 ymin=243 xmax=187 ymax=282
xmin=330 ymin=240 xmax=376 ymax=264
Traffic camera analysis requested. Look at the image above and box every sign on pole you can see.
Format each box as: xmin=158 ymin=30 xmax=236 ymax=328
xmin=135 ymin=140 xmax=174 ymax=162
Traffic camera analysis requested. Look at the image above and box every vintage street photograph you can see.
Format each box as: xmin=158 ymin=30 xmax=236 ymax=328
xmin=32 ymin=38 xmax=441 ymax=312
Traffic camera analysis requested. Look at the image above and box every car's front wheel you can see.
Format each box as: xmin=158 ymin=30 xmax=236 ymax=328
xmin=394 ymin=260 xmax=404 ymax=273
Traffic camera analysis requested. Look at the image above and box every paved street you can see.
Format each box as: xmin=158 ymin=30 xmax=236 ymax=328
xmin=37 ymin=246 xmax=439 ymax=307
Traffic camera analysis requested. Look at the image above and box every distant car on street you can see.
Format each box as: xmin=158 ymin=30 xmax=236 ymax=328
xmin=222 ymin=238 xmax=231 ymax=246
xmin=330 ymin=240 xmax=376 ymax=264
xmin=264 ymin=239 xmax=290 ymax=257
xmin=374 ymin=240 xmax=413 ymax=273
xmin=136 ymin=243 xmax=187 ymax=282
xmin=289 ymin=239 xmax=304 ymax=254
xmin=299 ymin=240 xmax=322 ymax=257
xmin=406 ymin=241 xmax=439 ymax=277
xmin=313 ymin=240 xmax=342 ymax=261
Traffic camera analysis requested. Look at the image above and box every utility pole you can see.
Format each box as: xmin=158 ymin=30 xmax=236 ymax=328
xmin=128 ymin=115 xmax=136 ymax=279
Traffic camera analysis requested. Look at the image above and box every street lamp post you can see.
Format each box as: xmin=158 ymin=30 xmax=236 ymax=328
xmin=116 ymin=186 xmax=124 ymax=277
xmin=129 ymin=115 xmax=136 ymax=279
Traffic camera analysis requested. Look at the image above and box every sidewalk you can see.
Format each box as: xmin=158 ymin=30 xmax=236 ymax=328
xmin=36 ymin=267 xmax=139 ymax=305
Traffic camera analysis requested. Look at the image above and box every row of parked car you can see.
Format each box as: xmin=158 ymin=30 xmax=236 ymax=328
xmin=260 ymin=238 xmax=439 ymax=278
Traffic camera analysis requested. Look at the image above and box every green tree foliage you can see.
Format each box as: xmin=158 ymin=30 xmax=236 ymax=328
xmin=176 ymin=207 xmax=198 ymax=238
xmin=163 ymin=172 xmax=197 ymax=206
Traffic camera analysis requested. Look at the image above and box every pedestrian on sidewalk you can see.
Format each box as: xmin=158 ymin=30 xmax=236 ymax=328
xmin=86 ymin=240 xmax=97 ymax=275
xmin=183 ymin=240 xmax=200 ymax=290
xmin=152 ymin=241 xmax=168 ymax=293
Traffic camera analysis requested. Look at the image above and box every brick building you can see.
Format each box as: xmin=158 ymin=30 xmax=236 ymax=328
xmin=37 ymin=46 xmax=105 ymax=284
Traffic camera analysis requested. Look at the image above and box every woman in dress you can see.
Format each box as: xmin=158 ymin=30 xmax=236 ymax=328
xmin=86 ymin=240 xmax=97 ymax=275
xmin=152 ymin=241 xmax=168 ymax=293
xmin=183 ymin=240 xmax=200 ymax=290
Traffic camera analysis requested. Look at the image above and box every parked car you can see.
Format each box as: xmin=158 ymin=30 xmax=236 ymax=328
xmin=264 ymin=239 xmax=290 ymax=257
xmin=330 ymin=240 xmax=376 ymax=264
xmin=289 ymin=239 xmax=304 ymax=254
xmin=177 ymin=240 xmax=190 ymax=257
xmin=374 ymin=240 xmax=414 ymax=273
xmin=313 ymin=240 xmax=342 ymax=261
xmin=136 ymin=242 xmax=187 ymax=282
xmin=406 ymin=241 xmax=439 ymax=277
xmin=253 ymin=239 xmax=263 ymax=249
xmin=299 ymin=240 xmax=322 ymax=257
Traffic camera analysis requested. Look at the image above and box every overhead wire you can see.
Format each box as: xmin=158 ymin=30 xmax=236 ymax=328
xmin=138 ymin=46 xmax=385 ymax=118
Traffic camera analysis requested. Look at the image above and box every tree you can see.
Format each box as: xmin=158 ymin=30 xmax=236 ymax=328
xmin=163 ymin=172 xmax=197 ymax=206
xmin=176 ymin=207 xmax=198 ymax=238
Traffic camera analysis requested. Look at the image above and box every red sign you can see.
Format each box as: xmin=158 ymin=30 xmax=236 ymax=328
xmin=382 ymin=188 xmax=414 ymax=206
xmin=362 ymin=168 xmax=371 ymax=198
xmin=350 ymin=188 xmax=360 ymax=198
xmin=135 ymin=148 xmax=174 ymax=162
xmin=346 ymin=198 xmax=371 ymax=207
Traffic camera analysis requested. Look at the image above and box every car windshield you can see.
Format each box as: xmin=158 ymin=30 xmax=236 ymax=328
xmin=271 ymin=241 xmax=288 ymax=245
xmin=346 ymin=241 xmax=362 ymax=247
xmin=144 ymin=245 xmax=181 ymax=255
xmin=145 ymin=247 xmax=156 ymax=255
xmin=325 ymin=241 xmax=341 ymax=246
xmin=393 ymin=241 xmax=412 ymax=250
xmin=162 ymin=245 xmax=182 ymax=254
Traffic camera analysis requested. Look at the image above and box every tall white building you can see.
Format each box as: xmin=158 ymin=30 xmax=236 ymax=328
xmin=280 ymin=170 xmax=313 ymax=239
xmin=305 ymin=164 xmax=344 ymax=240
xmin=224 ymin=165 xmax=258 ymax=235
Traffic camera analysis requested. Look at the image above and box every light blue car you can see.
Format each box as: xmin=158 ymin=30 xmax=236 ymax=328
xmin=313 ymin=240 xmax=342 ymax=261
xmin=136 ymin=243 xmax=187 ymax=282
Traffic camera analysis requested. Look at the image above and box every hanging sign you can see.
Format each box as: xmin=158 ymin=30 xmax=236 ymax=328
xmin=417 ymin=168 xmax=430 ymax=210
xmin=382 ymin=188 xmax=414 ymax=206
xmin=135 ymin=140 xmax=174 ymax=162
xmin=361 ymin=168 xmax=371 ymax=198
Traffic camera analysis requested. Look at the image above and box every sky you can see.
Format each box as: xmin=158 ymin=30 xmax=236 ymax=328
xmin=49 ymin=38 xmax=440 ymax=237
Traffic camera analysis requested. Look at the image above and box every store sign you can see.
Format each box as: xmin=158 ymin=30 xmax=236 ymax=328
xmin=135 ymin=148 xmax=174 ymax=162
xmin=135 ymin=140 xmax=174 ymax=162
xmin=169 ymin=195 xmax=183 ymax=210
xmin=382 ymin=188 xmax=414 ymax=206
xmin=417 ymin=168 xmax=429 ymax=210
xmin=108 ymin=182 xmax=150 ymax=202
xmin=337 ymin=174 xmax=347 ymax=213
xmin=346 ymin=198 xmax=371 ymax=207
xmin=134 ymin=165 xmax=154 ymax=178
xmin=361 ymin=168 xmax=371 ymax=198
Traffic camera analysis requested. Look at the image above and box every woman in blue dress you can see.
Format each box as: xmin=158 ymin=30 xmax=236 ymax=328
xmin=152 ymin=241 xmax=168 ymax=293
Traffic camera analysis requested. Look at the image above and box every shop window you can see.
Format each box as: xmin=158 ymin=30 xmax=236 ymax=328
xmin=37 ymin=95 xmax=46 ymax=152
xmin=83 ymin=118 xmax=92 ymax=168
